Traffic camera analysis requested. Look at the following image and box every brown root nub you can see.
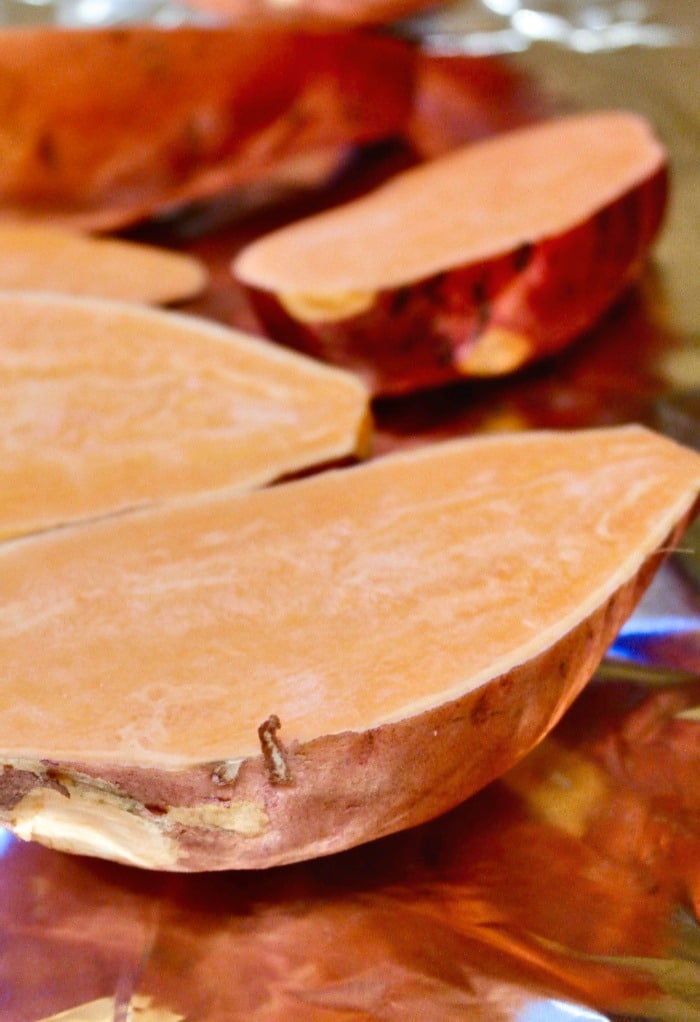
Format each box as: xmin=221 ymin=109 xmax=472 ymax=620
xmin=258 ymin=715 xmax=294 ymax=786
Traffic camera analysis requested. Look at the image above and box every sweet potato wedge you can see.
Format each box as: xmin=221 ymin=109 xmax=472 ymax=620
xmin=0 ymin=291 xmax=370 ymax=541
xmin=234 ymin=111 xmax=668 ymax=394
xmin=1 ymin=425 xmax=698 ymax=870
xmin=0 ymin=26 xmax=414 ymax=231
xmin=0 ymin=226 xmax=207 ymax=303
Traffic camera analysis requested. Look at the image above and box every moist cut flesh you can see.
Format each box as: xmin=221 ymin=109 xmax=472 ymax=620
xmin=1 ymin=425 xmax=699 ymax=870
xmin=0 ymin=291 xmax=370 ymax=541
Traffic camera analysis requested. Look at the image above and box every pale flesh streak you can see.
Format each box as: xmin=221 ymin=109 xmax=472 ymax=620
xmin=35 ymin=994 xmax=184 ymax=1021
xmin=278 ymin=288 xmax=376 ymax=323
xmin=10 ymin=785 xmax=180 ymax=869
xmin=7 ymin=762 xmax=269 ymax=866
xmin=0 ymin=426 xmax=698 ymax=769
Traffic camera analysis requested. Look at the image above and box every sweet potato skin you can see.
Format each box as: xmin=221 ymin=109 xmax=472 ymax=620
xmin=471 ymin=166 xmax=670 ymax=370
xmin=0 ymin=26 xmax=415 ymax=231
xmin=1 ymin=512 xmax=687 ymax=871
xmin=243 ymin=165 xmax=668 ymax=395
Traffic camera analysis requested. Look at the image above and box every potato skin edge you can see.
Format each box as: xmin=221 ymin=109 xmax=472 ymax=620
xmin=0 ymin=513 xmax=687 ymax=872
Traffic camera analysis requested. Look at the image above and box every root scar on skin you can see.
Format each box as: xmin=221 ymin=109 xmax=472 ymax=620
xmin=258 ymin=714 xmax=293 ymax=786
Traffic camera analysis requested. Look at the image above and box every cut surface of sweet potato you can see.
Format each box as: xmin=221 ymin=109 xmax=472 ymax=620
xmin=0 ymin=226 xmax=207 ymax=304
xmin=0 ymin=26 xmax=414 ymax=231
xmin=234 ymin=111 xmax=667 ymax=394
xmin=0 ymin=291 xmax=370 ymax=541
xmin=1 ymin=425 xmax=698 ymax=870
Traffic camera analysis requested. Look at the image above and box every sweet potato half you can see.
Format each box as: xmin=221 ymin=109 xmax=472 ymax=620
xmin=234 ymin=111 xmax=668 ymax=394
xmin=0 ymin=226 xmax=207 ymax=304
xmin=0 ymin=292 xmax=370 ymax=541
xmin=1 ymin=425 xmax=698 ymax=870
xmin=0 ymin=26 xmax=414 ymax=231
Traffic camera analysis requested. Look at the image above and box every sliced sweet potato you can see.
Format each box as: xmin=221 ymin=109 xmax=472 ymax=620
xmin=0 ymin=26 xmax=414 ymax=231
xmin=0 ymin=291 xmax=370 ymax=541
xmin=0 ymin=226 xmax=207 ymax=304
xmin=234 ymin=111 xmax=668 ymax=394
xmin=1 ymin=424 xmax=698 ymax=870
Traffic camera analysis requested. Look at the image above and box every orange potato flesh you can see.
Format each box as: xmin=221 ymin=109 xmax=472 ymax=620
xmin=0 ymin=226 xmax=207 ymax=304
xmin=234 ymin=111 xmax=667 ymax=393
xmin=235 ymin=112 xmax=664 ymax=295
xmin=0 ymin=291 xmax=370 ymax=541
xmin=0 ymin=425 xmax=698 ymax=869
xmin=0 ymin=26 xmax=415 ymax=232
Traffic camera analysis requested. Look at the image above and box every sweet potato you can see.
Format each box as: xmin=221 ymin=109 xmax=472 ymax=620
xmin=234 ymin=111 xmax=668 ymax=394
xmin=0 ymin=226 xmax=207 ymax=303
xmin=0 ymin=291 xmax=370 ymax=541
xmin=0 ymin=26 xmax=414 ymax=231
xmin=1 ymin=425 xmax=698 ymax=870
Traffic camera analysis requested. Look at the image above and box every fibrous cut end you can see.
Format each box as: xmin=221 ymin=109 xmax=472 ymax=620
xmin=0 ymin=425 xmax=698 ymax=870
xmin=234 ymin=111 xmax=668 ymax=394
xmin=0 ymin=291 xmax=370 ymax=541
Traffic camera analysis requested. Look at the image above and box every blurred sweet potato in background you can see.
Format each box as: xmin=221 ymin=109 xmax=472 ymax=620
xmin=0 ymin=25 xmax=415 ymax=231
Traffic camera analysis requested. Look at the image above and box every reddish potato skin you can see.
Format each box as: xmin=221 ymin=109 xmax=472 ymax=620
xmin=243 ymin=165 xmax=668 ymax=395
xmin=3 ymin=514 xmax=687 ymax=872
xmin=0 ymin=27 xmax=415 ymax=231
xmin=484 ymin=166 xmax=669 ymax=359
xmin=246 ymin=247 xmax=527 ymax=395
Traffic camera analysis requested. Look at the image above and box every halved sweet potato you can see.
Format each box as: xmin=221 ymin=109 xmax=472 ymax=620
xmin=234 ymin=111 xmax=668 ymax=394
xmin=0 ymin=291 xmax=370 ymax=541
xmin=0 ymin=226 xmax=207 ymax=304
xmin=1 ymin=425 xmax=698 ymax=870
xmin=0 ymin=26 xmax=414 ymax=231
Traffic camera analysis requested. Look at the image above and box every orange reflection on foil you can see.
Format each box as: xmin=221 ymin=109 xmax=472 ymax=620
xmin=2 ymin=675 xmax=698 ymax=1021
